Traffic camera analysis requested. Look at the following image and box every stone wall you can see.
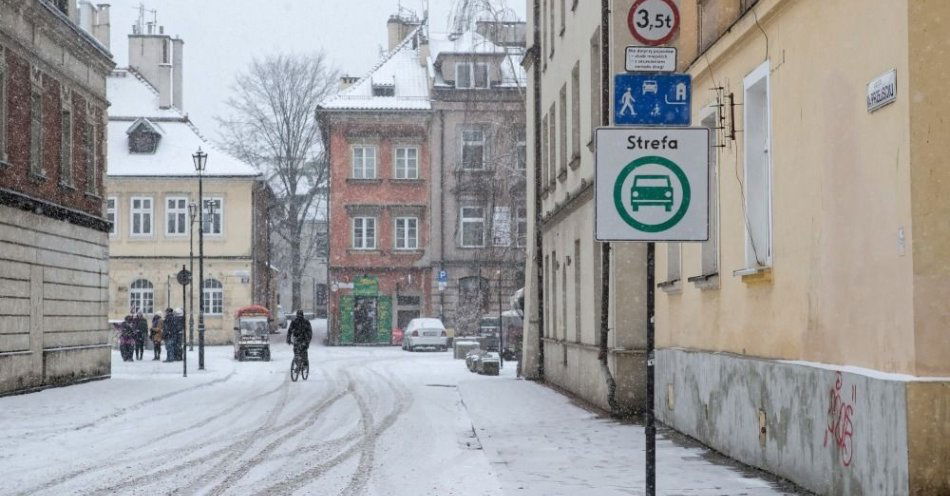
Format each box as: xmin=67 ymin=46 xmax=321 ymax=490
xmin=656 ymin=347 xmax=949 ymax=495
xmin=0 ymin=204 xmax=110 ymax=395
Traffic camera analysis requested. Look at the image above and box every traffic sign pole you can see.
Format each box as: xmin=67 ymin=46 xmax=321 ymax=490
xmin=646 ymin=243 xmax=656 ymax=496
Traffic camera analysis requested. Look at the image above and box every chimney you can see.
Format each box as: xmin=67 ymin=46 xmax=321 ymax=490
xmin=339 ymin=75 xmax=360 ymax=91
xmin=78 ymin=1 xmax=111 ymax=50
xmin=128 ymin=25 xmax=185 ymax=111
xmin=387 ymin=14 xmax=418 ymax=51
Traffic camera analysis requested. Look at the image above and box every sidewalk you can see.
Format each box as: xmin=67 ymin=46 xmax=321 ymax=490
xmin=457 ymin=371 xmax=808 ymax=496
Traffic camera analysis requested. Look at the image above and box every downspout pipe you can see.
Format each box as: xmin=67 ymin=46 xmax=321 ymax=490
xmin=599 ymin=0 xmax=619 ymax=415
xmin=532 ymin=0 xmax=544 ymax=380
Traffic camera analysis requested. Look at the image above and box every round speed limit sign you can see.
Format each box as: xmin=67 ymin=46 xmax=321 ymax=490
xmin=628 ymin=0 xmax=680 ymax=46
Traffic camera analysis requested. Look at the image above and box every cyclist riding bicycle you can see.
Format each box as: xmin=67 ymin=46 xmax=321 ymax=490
xmin=286 ymin=310 xmax=312 ymax=368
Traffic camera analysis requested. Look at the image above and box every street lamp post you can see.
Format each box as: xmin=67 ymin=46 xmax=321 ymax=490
xmin=188 ymin=202 xmax=197 ymax=351
xmin=193 ymin=147 xmax=208 ymax=370
xmin=497 ymin=269 xmax=504 ymax=369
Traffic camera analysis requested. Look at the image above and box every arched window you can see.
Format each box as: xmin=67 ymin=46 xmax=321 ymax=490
xmin=202 ymin=279 xmax=223 ymax=315
xmin=129 ymin=279 xmax=154 ymax=314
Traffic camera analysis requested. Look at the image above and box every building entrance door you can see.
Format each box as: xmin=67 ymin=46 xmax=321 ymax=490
xmin=353 ymin=296 xmax=378 ymax=343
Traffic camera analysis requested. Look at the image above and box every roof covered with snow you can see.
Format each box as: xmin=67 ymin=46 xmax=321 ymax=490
xmin=319 ymin=24 xmax=430 ymax=112
xmin=106 ymin=69 xmax=259 ymax=177
xmin=428 ymin=29 xmax=526 ymax=89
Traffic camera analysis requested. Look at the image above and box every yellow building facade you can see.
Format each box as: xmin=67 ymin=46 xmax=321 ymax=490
xmin=106 ymin=177 xmax=270 ymax=344
xmin=654 ymin=0 xmax=949 ymax=494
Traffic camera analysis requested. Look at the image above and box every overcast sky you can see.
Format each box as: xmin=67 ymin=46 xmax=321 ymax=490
xmin=105 ymin=0 xmax=525 ymax=139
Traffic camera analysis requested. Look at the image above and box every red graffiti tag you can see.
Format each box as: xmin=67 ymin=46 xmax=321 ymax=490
xmin=823 ymin=371 xmax=856 ymax=467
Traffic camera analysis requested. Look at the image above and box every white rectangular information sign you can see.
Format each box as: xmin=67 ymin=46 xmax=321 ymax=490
xmin=625 ymin=46 xmax=677 ymax=73
xmin=595 ymin=128 xmax=709 ymax=242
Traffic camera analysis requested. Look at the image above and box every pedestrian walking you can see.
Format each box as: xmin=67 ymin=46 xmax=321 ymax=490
xmin=133 ymin=312 xmax=148 ymax=360
xmin=163 ymin=308 xmax=178 ymax=362
xmin=150 ymin=314 xmax=163 ymax=361
xmin=119 ymin=315 xmax=135 ymax=362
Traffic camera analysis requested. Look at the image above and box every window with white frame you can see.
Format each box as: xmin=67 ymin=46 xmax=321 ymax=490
xmin=201 ymin=198 xmax=223 ymax=235
xmin=743 ymin=61 xmax=772 ymax=268
xmin=571 ymin=62 xmax=580 ymax=160
xmin=130 ymin=197 xmax=153 ymax=236
xmin=460 ymin=206 xmax=485 ymax=247
xmin=394 ymin=217 xmax=418 ymax=250
xmin=30 ymin=86 xmax=43 ymax=177
xmin=84 ymin=114 xmax=99 ymax=196
xmin=129 ymin=279 xmax=154 ymax=314
xmin=699 ymin=109 xmax=719 ymax=280
xmin=516 ymin=127 xmax=526 ymax=171
xmin=351 ymin=145 xmax=377 ymax=179
xmin=394 ymin=146 xmax=419 ymax=179
xmin=515 ymin=207 xmax=527 ymax=246
xmin=352 ymin=217 xmax=376 ymax=249
xmin=455 ymin=63 xmax=489 ymax=89
xmin=666 ymin=243 xmax=681 ymax=283
xmin=166 ymin=197 xmax=189 ymax=236
xmin=60 ymin=107 xmax=72 ymax=187
xmin=202 ymin=279 xmax=223 ymax=315
xmin=558 ymin=84 xmax=567 ymax=175
xmin=106 ymin=197 xmax=117 ymax=236
xmin=474 ymin=63 xmax=489 ymax=89
xmin=461 ymin=129 xmax=485 ymax=169
xmin=455 ymin=62 xmax=472 ymax=89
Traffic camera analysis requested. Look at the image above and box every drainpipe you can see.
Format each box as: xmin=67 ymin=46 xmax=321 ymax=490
xmin=599 ymin=0 xmax=618 ymax=415
xmin=439 ymin=110 xmax=446 ymax=322
xmin=532 ymin=0 xmax=544 ymax=380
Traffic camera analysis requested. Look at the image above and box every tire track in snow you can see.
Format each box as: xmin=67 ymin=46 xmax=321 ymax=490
xmin=253 ymin=367 xmax=413 ymax=495
xmin=13 ymin=373 xmax=283 ymax=496
xmin=205 ymin=382 xmax=351 ymax=496
xmin=83 ymin=376 xmax=294 ymax=496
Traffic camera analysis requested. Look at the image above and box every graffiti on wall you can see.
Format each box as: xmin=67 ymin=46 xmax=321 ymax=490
xmin=823 ymin=371 xmax=856 ymax=467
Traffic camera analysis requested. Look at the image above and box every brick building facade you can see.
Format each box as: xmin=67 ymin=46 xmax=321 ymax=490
xmin=0 ymin=0 xmax=114 ymax=395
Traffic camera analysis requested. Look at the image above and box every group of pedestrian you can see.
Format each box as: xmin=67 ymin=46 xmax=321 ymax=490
xmin=117 ymin=309 xmax=186 ymax=363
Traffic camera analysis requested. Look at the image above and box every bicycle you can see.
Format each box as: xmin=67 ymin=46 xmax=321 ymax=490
xmin=290 ymin=349 xmax=309 ymax=382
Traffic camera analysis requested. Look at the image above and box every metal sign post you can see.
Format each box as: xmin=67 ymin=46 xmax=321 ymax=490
xmin=176 ymin=266 xmax=192 ymax=378
xmin=595 ymin=127 xmax=707 ymax=496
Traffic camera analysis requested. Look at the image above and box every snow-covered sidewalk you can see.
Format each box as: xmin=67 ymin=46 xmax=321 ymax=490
xmin=457 ymin=368 xmax=804 ymax=496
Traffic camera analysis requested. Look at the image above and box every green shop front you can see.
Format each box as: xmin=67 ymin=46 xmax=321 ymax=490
xmin=338 ymin=275 xmax=392 ymax=345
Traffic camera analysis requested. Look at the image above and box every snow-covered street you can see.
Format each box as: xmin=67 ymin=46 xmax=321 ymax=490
xmin=1 ymin=324 xmax=802 ymax=496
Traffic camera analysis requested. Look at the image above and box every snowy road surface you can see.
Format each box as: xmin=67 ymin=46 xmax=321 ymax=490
xmin=1 ymin=323 xmax=803 ymax=495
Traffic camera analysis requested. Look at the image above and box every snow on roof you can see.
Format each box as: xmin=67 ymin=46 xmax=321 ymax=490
xmin=320 ymin=24 xmax=430 ymax=111
xmin=107 ymin=69 xmax=184 ymax=120
xmin=107 ymin=69 xmax=259 ymax=177
xmin=107 ymin=120 xmax=259 ymax=177
xmin=428 ymin=30 xmax=526 ymax=88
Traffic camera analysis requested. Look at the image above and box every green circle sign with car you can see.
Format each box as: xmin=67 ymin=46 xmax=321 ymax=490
xmin=612 ymin=156 xmax=691 ymax=233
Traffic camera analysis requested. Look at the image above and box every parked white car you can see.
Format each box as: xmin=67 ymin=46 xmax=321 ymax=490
xmin=402 ymin=318 xmax=448 ymax=351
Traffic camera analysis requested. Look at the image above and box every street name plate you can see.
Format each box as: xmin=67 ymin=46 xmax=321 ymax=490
xmin=595 ymin=128 xmax=709 ymax=241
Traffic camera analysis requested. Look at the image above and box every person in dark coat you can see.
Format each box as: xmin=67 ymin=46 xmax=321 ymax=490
xmin=163 ymin=308 xmax=179 ymax=362
xmin=286 ymin=310 xmax=313 ymax=367
xmin=150 ymin=314 xmax=163 ymax=361
xmin=133 ymin=312 xmax=148 ymax=360
xmin=119 ymin=315 xmax=135 ymax=362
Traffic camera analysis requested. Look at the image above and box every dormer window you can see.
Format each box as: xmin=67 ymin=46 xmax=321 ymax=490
xmin=127 ymin=119 xmax=162 ymax=154
xmin=455 ymin=63 xmax=489 ymax=89
xmin=372 ymin=84 xmax=395 ymax=97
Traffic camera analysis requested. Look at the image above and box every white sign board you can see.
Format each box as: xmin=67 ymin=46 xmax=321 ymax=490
xmin=595 ymin=128 xmax=708 ymax=241
xmin=625 ymin=46 xmax=676 ymax=72
xmin=867 ymin=69 xmax=896 ymax=112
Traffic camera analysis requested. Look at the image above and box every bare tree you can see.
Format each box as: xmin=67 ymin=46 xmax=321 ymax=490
xmin=217 ymin=53 xmax=337 ymax=311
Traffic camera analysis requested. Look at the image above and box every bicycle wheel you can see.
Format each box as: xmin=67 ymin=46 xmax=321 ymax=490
xmin=290 ymin=358 xmax=300 ymax=382
xmin=301 ymin=363 xmax=309 ymax=381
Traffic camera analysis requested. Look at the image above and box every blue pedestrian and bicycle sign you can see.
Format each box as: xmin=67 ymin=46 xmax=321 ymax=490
xmin=614 ymin=74 xmax=691 ymax=126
